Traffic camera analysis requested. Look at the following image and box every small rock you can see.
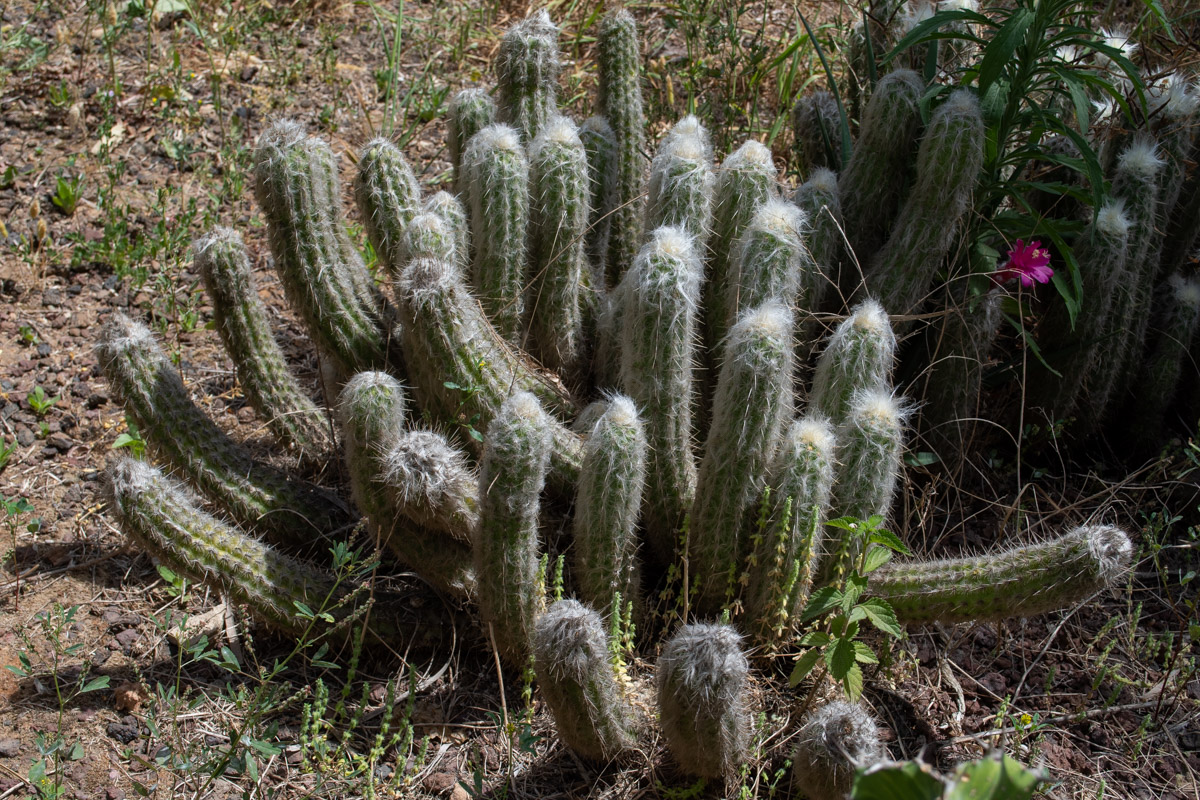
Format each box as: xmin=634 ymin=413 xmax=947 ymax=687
xmin=105 ymin=789 xmax=125 ymax=800
xmin=36 ymin=343 xmax=51 ymax=358
xmin=115 ymin=628 xmax=140 ymax=651
xmin=86 ymin=391 xmax=108 ymax=409
xmin=240 ymin=64 xmax=259 ymax=82
xmin=41 ymin=287 xmax=63 ymax=306
xmin=424 ymin=772 xmax=456 ymax=793
xmin=47 ymin=433 xmax=73 ymax=452
xmin=105 ymin=722 xmax=138 ymax=744
xmin=450 ymin=782 xmax=470 ymax=800
xmin=0 ymin=738 xmax=21 ymax=757
xmin=236 ymin=406 xmax=256 ymax=424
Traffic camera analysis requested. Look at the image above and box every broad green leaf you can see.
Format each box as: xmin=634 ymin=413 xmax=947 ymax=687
xmin=789 ymin=647 xmax=824 ymax=687
xmin=842 ymin=661 xmax=865 ymax=701
xmin=852 ymin=761 xmax=946 ymax=800
xmin=800 ymin=586 xmax=842 ymax=622
xmin=842 ymin=572 xmax=867 ymax=611
xmin=853 ymin=641 xmax=879 ymax=664
xmin=977 ymin=8 xmax=1033 ymax=97
xmin=826 ymin=634 xmax=856 ymax=679
xmin=798 ymin=631 xmax=831 ymax=648
xmin=858 ymin=598 xmax=904 ymax=638
xmin=947 ymin=753 xmax=1044 ymax=800
xmin=868 ymin=527 xmax=911 ymax=555
xmin=81 ymin=676 xmax=111 ymax=693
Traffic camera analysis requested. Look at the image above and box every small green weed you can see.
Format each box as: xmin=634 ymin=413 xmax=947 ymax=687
xmin=50 ymin=173 xmax=84 ymax=216
xmin=26 ymin=386 xmax=58 ymax=417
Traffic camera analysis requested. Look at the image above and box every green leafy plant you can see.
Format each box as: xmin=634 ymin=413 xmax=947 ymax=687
xmin=26 ymin=385 xmax=58 ymax=417
xmin=111 ymin=417 xmax=147 ymax=458
xmin=790 ymin=516 xmax=908 ymax=702
xmin=50 ymin=173 xmax=84 ymax=216
xmin=852 ymin=752 xmax=1045 ymax=800
xmin=17 ymin=323 xmax=38 ymax=345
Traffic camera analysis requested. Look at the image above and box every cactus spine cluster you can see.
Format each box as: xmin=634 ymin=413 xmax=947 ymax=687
xmin=791 ymin=700 xmax=885 ymax=800
xmin=495 ymin=10 xmax=560 ymax=145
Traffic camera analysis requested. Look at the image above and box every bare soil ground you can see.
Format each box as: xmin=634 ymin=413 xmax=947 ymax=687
xmin=0 ymin=1 xmax=1197 ymax=798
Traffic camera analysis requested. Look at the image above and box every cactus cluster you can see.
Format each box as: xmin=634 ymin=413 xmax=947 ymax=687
xmin=97 ymin=8 xmax=1140 ymax=787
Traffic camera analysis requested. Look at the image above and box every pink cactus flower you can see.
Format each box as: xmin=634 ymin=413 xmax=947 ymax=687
xmin=994 ymin=239 xmax=1053 ymax=287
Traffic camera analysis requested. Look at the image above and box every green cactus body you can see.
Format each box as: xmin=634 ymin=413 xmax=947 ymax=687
xmin=1153 ymin=77 xmax=1199 ymax=225
xmin=864 ymin=90 xmax=984 ymax=327
xmin=338 ymin=372 xmax=475 ymax=598
xmin=706 ymin=140 xmax=778 ymax=353
xmin=919 ymin=285 xmax=1003 ymax=465
xmin=744 ymin=416 xmax=835 ymax=645
xmin=838 ymin=68 xmax=923 ymax=263
xmin=401 ymin=211 xmax=458 ymax=266
xmin=645 ymin=118 xmax=714 ymax=244
xmin=1162 ymin=134 xmax=1200 ymax=276
xmin=580 ymin=115 xmax=617 ymax=285
xmin=809 ymin=300 xmax=896 ymax=426
xmin=657 ymin=623 xmax=751 ymax=779
xmin=476 ymin=391 xmax=552 ymax=665
xmin=423 ymin=191 xmax=470 ymax=269
xmin=528 ymin=116 xmax=589 ymax=377
xmin=462 ymin=123 xmax=530 ymax=343
xmin=869 ymin=524 xmax=1134 ymax=623
xmin=620 ymin=227 xmax=701 ymax=565
xmin=825 ymin=389 xmax=905 ymax=582
xmin=792 ymin=701 xmax=885 ymax=800
xmin=97 ymin=314 xmax=354 ymax=546
xmin=194 ymin=228 xmax=332 ymax=460
xmin=793 ymin=91 xmax=843 ymax=178
xmin=793 ymin=167 xmax=847 ymax=325
xmin=495 ymin=10 xmax=560 ymax=144
xmin=593 ymin=285 xmax=625 ymax=390
xmin=253 ymin=120 xmax=389 ymax=373
xmin=449 ymin=88 xmax=496 ymax=193
xmin=1124 ymin=274 xmax=1200 ymax=448
xmin=1029 ymin=201 xmax=1131 ymax=422
xmin=391 ymin=256 xmax=581 ymax=491
xmin=354 ymin=138 xmax=421 ymax=276
xmin=107 ymin=458 xmax=343 ymax=636
xmin=574 ymin=395 xmax=646 ymax=622
xmin=533 ymin=599 xmax=635 ymax=761
xmin=382 ymin=429 xmax=479 ymax=544
xmin=691 ymin=301 xmax=794 ymax=615
xmin=598 ymin=9 xmax=647 ymax=286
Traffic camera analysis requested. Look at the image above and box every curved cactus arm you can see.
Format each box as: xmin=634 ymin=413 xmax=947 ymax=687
xmin=743 ymin=415 xmax=835 ymax=645
xmin=656 ymin=623 xmax=751 ymax=779
xmin=597 ymin=9 xmax=647 ymax=286
xmin=194 ymin=228 xmax=333 ymax=460
xmin=528 ymin=116 xmax=589 ymax=377
xmin=495 ymin=10 xmax=560 ymax=145
xmin=690 ymin=301 xmax=794 ymax=616
xmin=107 ymin=457 xmax=345 ymax=637
xmin=533 ymin=600 xmax=635 ymax=761
xmin=449 ymin=88 xmax=496 ymax=193
xmin=793 ymin=91 xmax=843 ymax=178
xmin=864 ymin=90 xmax=985 ymax=329
xmin=792 ymin=701 xmax=886 ymax=800
xmin=645 ymin=116 xmax=714 ymax=243
xmin=837 ymin=68 xmax=924 ymax=263
xmin=422 ymin=191 xmax=470 ymax=269
xmin=381 ymin=428 xmax=479 ymax=545
xmin=462 ymin=123 xmax=530 ymax=343
xmin=252 ymin=120 xmax=390 ymax=374
xmin=574 ymin=395 xmax=646 ymax=622
xmin=354 ymin=137 xmax=422 ymax=277
xmin=620 ymin=227 xmax=701 ymax=565
xmin=391 ymin=256 xmax=581 ymax=492
xmin=869 ymin=525 xmax=1133 ymax=624
xmin=338 ymin=373 xmax=475 ymax=599
xmin=476 ymin=391 xmax=552 ymax=665
xmin=97 ymin=314 xmax=355 ymax=546
xmin=809 ymin=299 xmax=896 ymax=426
xmin=580 ymin=115 xmax=617 ymax=285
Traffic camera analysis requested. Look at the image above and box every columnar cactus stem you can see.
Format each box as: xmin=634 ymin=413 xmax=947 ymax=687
xmin=580 ymin=116 xmax=617 ymax=284
xmin=495 ymin=10 xmax=560 ymax=145
xmin=528 ymin=116 xmax=589 ymax=376
xmin=97 ymin=314 xmax=354 ymax=546
xmin=792 ymin=701 xmax=885 ymax=800
xmin=705 ymin=141 xmax=778 ymax=352
xmin=422 ymin=191 xmax=469 ymax=269
xmin=838 ymin=68 xmax=923 ymax=262
xmin=462 ymin=123 xmax=530 ymax=342
xmin=338 ymin=373 xmax=476 ymax=598
xmin=381 ymin=429 xmax=479 ymax=543
xmin=401 ymin=212 xmax=458 ymax=267
xmin=391 ymin=256 xmax=581 ymax=491
xmin=724 ymin=199 xmax=810 ymax=350
xmin=253 ymin=120 xmax=389 ymax=373
xmin=865 ymin=89 xmax=984 ymax=327
xmin=1029 ymin=200 xmax=1131 ymax=422
xmin=574 ymin=396 xmax=646 ymax=622
xmin=354 ymin=137 xmax=421 ymax=276
xmin=449 ymin=88 xmax=496 ymax=192
xmin=793 ymin=91 xmax=843 ymax=178
xmin=657 ymin=623 xmax=751 ymax=779
xmin=476 ymin=391 xmax=552 ymax=665
xmin=194 ymin=228 xmax=332 ymax=460
xmin=743 ymin=416 xmax=836 ymax=645
xmin=620 ymin=227 xmax=701 ymax=564
xmin=691 ymin=301 xmax=794 ymax=614
xmin=809 ymin=300 xmax=896 ymax=426
xmin=106 ymin=458 xmax=344 ymax=636
xmin=825 ymin=389 xmax=906 ymax=581
xmin=794 ymin=167 xmax=847 ymax=318
xmin=869 ymin=524 xmax=1134 ymax=623
xmin=533 ymin=599 xmax=635 ymax=761
xmin=1162 ymin=135 xmax=1200 ymax=276
xmin=598 ymin=9 xmax=647 ymax=285
xmin=645 ymin=117 xmax=714 ymax=242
